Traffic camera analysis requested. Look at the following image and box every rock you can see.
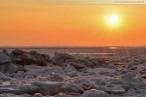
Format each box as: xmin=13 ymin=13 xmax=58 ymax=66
xmin=16 ymin=64 xmax=24 ymax=71
xmin=2 ymin=49 xmax=9 ymax=56
xmin=54 ymin=93 xmax=73 ymax=97
xmin=0 ymin=94 xmax=16 ymax=97
xmin=10 ymin=50 xmax=51 ymax=66
xmin=121 ymin=72 xmax=145 ymax=88
xmin=6 ymin=63 xmax=18 ymax=73
xmin=61 ymin=83 xmax=84 ymax=94
xmin=82 ymin=89 xmax=110 ymax=97
xmin=0 ymin=52 xmax=11 ymax=65
xmin=26 ymin=66 xmax=65 ymax=76
xmin=29 ymin=51 xmax=37 ymax=55
xmin=42 ymin=66 xmax=65 ymax=75
xmin=80 ymin=81 xmax=96 ymax=91
xmin=32 ymin=81 xmax=63 ymax=96
xmin=11 ymin=49 xmax=26 ymax=55
xmin=92 ymin=78 xmax=106 ymax=86
xmin=0 ymin=64 xmax=7 ymax=73
xmin=0 ymin=84 xmax=39 ymax=95
xmin=21 ymin=94 xmax=32 ymax=97
xmin=85 ymin=68 xmax=115 ymax=75
xmin=10 ymin=79 xmax=18 ymax=84
xmin=67 ymin=71 xmax=79 ymax=78
xmin=33 ymin=93 xmax=43 ymax=97
xmin=0 ymin=72 xmax=12 ymax=81
xmin=0 ymin=93 xmax=31 ymax=97
xmin=50 ymin=72 xmax=64 ymax=81
xmin=24 ymin=65 xmax=43 ymax=71
xmin=142 ymin=74 xmax=146 ymax=79
xmin=25 ymin=74 xmax=35 ymax=79
xmin=14 ymin=72 xmax=24 ymax=79
xmin=70 ymin=62 xmax=85 ymax=69
xmin=0 ymin=63 xmax=18 ymax=74
xmin=29 ymin=52 xmax=51 ymax=66
xmin=76 ymin=58 xmax=94 ymax=67
xmin=0 ymin=80 xmax=3 ymax=85
xmin=53 ymin=52 xmax=75 ymax=63
xmin=139 ymin=65 xmax=146 ymax=71
xmin=0 ymin=52 xmax=12 ymax=73
xmin=96 ymin=84 xmax=126 ymax=94
xmin=64 ymin=64 xmax=76 ymax=73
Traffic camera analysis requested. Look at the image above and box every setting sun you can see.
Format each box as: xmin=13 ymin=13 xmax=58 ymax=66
xmin=108 ymin=15 xmax=119 ymax=25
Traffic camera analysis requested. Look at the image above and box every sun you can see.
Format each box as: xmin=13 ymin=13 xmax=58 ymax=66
xmin=108 ymin=15 xmax=119 ymax=25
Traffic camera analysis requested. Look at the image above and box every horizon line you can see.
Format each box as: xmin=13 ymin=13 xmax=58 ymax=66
xmin=0 ymin=45 xmax=146 ymax=49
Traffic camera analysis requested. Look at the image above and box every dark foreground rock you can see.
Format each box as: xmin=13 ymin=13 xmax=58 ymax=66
xmin=82 ymin=89 xmax=110 ymax=97
xmin=32 ymin=81 xmax=63 ymax=96
xmin=52 ymin=52 xmax=75 ymax=64
xmin=121 ymin=72 xmax=145 ymax=88
xmin=10 ymin=50 xmax=51 ymax=66
xmin=0 ymin=52 xmax=11 ymax=65
xmin=0 ymin=72 xmax=12 ymax=81
xmin=0 ymin=52 xmax=12 ymax=73
xmin=0 ymin=84 xmax=39 ymax=95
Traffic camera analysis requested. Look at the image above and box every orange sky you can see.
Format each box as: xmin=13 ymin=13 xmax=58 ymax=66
xmin=0 ymin=0 xmax=146 ymax=46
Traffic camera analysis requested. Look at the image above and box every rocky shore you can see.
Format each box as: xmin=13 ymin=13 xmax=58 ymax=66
xmin=0 ymin=49 xmax=146 ymax=97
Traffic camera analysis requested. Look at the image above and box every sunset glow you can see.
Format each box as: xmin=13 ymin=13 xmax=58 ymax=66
xmin=108 ymin=15 xmax=119 ymax=25
xmin=0 ymin=1 xmax=146 ymax=46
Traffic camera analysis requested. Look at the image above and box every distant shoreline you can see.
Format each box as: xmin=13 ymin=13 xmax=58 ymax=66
xmin=0 ymin=46 xmax=146 ymax=49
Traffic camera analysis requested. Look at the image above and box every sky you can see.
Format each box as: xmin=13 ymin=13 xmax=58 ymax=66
xmin=0 ymin=0 xmax=146 ymax=46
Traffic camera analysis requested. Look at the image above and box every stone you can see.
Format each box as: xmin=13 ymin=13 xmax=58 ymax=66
xmin=32 ymin=81 xmax=63 ymax=96
xmin=76 ymin=58 xmax=94 ymax=67
xmin=92 ymin=78 xmax=106 ymax=86
xmin=70 ymin=62 xmax=85 ymax=69
xmin=24 ymin=65 xmax=43 ymax=71
xmin=85 ymin=68 xmax=115 ymax=75
xmin=0 ymin=93 xmax=31 ymax=97
xmin=0 ymin=63 xmax=18 ymax=74
xmin=6 ymin=63 xmax=18 ymax=73
xmin=10 ymin=50 xmax=50 ymax=66
xmin=0 ymin=94 xmax=16 ymax=97
xmin=53 ymin=52 xmax=75 ymax=63
xmin=21 ymin=94 xmax=32 ymax=97
xmin=50 ymin=72 xmax=64 ymax=81
xmin=0 ymin=84 xmax=39 ymax=95
xmin=82 ymin=89 xmax=110 ymax=97
xmin=142 ymin=74 xmax=146 ymax=79
xmin=16 ymin=64 xmax=24 ymax=71
xmin=121 ymin=72 xmax=145 ymax=88
xmin=0 ymin=80 xmax=3 ymax=84
xmin=26 ymin=66 xmax=65 ymax=76
xmin=2 ymin=49 xmax=9 ymax=56
xmin=0 ymin=52 xmax=11 ymax=65
xmin=43 ymin=66 xmax=65 ymax=75
xmin=14 ymin=73 xmax=24 ymax=79
xmin=0 ymin=64 xmax=7 ymax=73
xmin=33 ymin=93 xmax=43 ymax=97
xmin=54 ymin=93 xmax=73 ymax=97
xmin=67 ymin=71 xmax=79 ymax=78
xmin=11 ymin=49 xmax=26 ymax=55
xmin=0 ymin=72 xmax=12 ymax=81
xmin=25 ymin=74 xmax=35 ymax=79
xmin=61 ymin=83 xmax=84 ymax=94
xmin=97 ymin=85 xmax=126 ymax=94
xmin=64 ymin=64 xmax=76 ymax=73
